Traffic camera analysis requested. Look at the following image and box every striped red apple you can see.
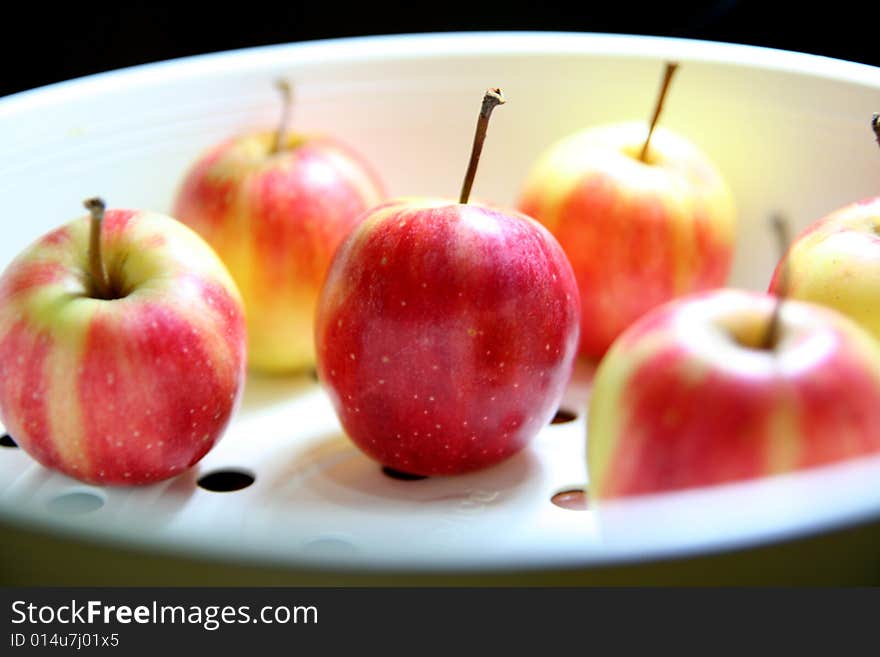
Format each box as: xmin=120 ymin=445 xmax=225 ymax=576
xmin=519 ymin=63 xmax=736 ymax=361
xmin=173 ymin=81 xmax=385 ymax=373
xmin=588 ymin=289 xmax=880 ymax=499
xmin=0 ymin=199 xmax=246 ymax=485
xmin=316 ymin=89 xmax=580 ymax=476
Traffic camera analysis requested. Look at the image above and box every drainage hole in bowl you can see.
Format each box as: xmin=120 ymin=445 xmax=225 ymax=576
xmin=47 ymin=491 xmax=104 ymax=515
xmin=551 ymin=487 xmax=588 ymax=510
xmin=551 ymin=408 xmax=578 ymax=424
xmin=382 ymin=466 xmax=428 ymax=481
xmin=197 ymin=469 xmax=255 ymax=492
xmin=0 ymin=433 xmax=17 ymax=448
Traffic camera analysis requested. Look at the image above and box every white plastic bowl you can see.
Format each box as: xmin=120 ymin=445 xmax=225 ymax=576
xmin=2 ymin=32 xmax=880 ymax=584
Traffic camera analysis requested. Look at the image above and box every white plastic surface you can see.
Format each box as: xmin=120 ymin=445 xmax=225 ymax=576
xmin=2 ymin=32 xmax=880 ymax=573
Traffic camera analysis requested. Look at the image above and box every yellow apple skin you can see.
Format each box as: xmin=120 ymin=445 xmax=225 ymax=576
xmin=174 ymin=131 xmax=385 ymax=373
xmin=770 ymin=197 xmax=880 ymax=340
xmin=519 ymin=122 xmax=736 ymax=361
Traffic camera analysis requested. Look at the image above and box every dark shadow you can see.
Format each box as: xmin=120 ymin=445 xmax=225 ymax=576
xmin=197 ymin=469 xmax=255 ymax=492
xmin=381 ymin=466 xmax=428 ymax=481
xmin=551 ymin=409 xmax=578 ymax=424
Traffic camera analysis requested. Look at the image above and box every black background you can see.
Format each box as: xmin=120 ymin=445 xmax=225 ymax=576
xmin=2 ymin=1 xmax=877 ymax=99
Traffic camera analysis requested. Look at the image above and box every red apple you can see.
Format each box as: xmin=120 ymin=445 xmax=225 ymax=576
xmin=0 ymin=198 xmax=246 ymax=485
xmin=315 ymin=89 xmax=580 ymax=476
xmin=173 ymin=81 xmax=385 ymax=373
xmin=519 ymin=63 xmax=736 ymax=361
xmin=769 ymin=117 xmax=880 ymax=341
xmin=588 ymin=288 xmax=880 ymax=499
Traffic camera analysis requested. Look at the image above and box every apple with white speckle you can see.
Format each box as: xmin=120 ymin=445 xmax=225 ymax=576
xmin=0 ymin=198 xmax=246 ymax=485
xmin=315 ymin=89 xmax=580 ymax=476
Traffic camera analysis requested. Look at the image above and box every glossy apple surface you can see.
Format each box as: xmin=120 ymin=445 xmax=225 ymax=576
xmin=519 ymin=122 xmax=736 ymax=360
xmin=770 ymin=197 xmax=880 ymax=340
xmin=588 ymin=289 xmax=880 ymax=499
xmin=315 ymin=198 xmax=580 ymax=475
xmin=0 ymin=209 xmax=246 ymax=485
xmin=174 ymin=130 xmax=384 ymax=373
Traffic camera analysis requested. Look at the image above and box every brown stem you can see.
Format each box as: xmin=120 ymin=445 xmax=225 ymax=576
xmin=270 ymin=79 xmax=294 ymax=154
xmin=459 ymin=88 xmax=505 ymax=204
xmin=83 ymin=197 xmax=111 ymax=300
xmin=762 ymin=214 xmax=792 ymax=350
xmin=872 ymin=113 xmax=880 ymax=148
xmin=639 ymin=61 xmax=680 ymax=163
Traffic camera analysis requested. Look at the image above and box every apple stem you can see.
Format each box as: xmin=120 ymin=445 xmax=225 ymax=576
xmin=83 ymin=197 xmax=111 ymax=300
xmin=872 ymin=113 xmax=880 ymax=148
xmin=762 ymin=214 xmax=792 ymax=350
xmin=270 ymin=79 xmax=294 ymax=155
xmin=459 ymin=88 xmax=505 ymax=204
xmin=639 ymin=61 xmax=679 ymax=163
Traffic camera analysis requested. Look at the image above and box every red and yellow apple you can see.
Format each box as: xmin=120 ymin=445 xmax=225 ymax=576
xmin=768 ymin=117 xmax=880 ymax=338
xmin=588 ymin=289 xmax=880 ymax=499
xmin=0 ymin=200 xmax=246 ymax=485
xmin=519 ymin=66 xmax=735 ymax=361
xmin=315 ymin=89 xmax=581 ymax=476
xmin=769 ymin=198 xmax=880 ymax=342
xmin=173 ymin=82 xmax=385 ymax=373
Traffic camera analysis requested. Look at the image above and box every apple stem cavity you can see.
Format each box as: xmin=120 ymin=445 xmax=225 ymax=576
xmin=762 ymin=214 xmax=792 ymax=351
xmin=639 ymin=61 xmax=680 ymax=163
xmin=270 ymin=79 xmax=294 ymax=155
xmin=83 ymin=197 xmax=112 ymax=300
xmin=458 ymin=88 xmax=505 ymax=204
xmin=872 ymin=113 xmax=880 ymax=148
